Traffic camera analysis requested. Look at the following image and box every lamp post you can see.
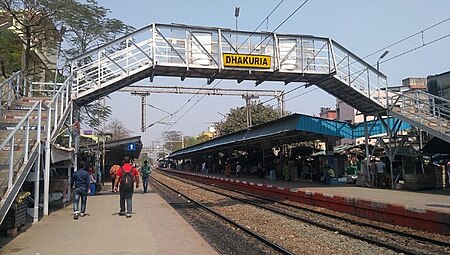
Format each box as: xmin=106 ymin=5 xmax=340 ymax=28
xmin=377 ymin=50 xmax=389 ymax=71
xmin=235 ymin=6 xmax=240 ymax=48
xmin=234 ymin=6 xmax=240 ymax=30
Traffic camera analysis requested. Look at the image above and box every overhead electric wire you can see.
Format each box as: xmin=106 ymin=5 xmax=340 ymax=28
xmin=155 ymin=0 xmax=311 ymax=139
xmin=379 ymin=31 xmax=450 ymax=66
xmin=156 ymin=0 xmax=285 ymax=127
xmin=260 ymin=16 xmax=450 ymax=108
xmin=266 ymin=29 xmax=450 ymax=109
xmin=158 ymin=0 xmax=310 ymax=140
xmin=361 ymin=16 xmax=450 ymax=61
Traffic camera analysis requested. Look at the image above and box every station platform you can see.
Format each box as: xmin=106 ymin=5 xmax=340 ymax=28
xmin=0 ymin=183 xmax=217 ymax=255
xmin=166 ymin=169 xmax=450 ymax=235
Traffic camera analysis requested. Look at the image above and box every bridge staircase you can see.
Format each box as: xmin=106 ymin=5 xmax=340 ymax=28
xmin=0 ymin=72 xmax=72 ymax=225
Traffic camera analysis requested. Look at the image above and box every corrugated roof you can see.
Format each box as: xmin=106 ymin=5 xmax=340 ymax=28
xmin=170 ymin=114 xmax=410 ymax=159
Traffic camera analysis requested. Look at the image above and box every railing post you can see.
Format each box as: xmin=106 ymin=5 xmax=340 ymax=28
xmin=367 ymin=69 xmax=370 ymax=99
xmin=347 ymin=55 xmax=350 ymax=85
xmin=217 ymin=29 xmax=222 ymax=72
xmin=34 ymin=101 xmax=42 ymax=223
xmin=126 ymin=38 xmax=129 ymax=75
xmin=24 ymin=118 xmax=30 ymax=162
xmin=44 ymin=106 xmax=52 ymax=216
xmin=7 ymin=81 xmax=12 ymax=107
xmin=0 ymin=83 xmax=3 ymax=114
xmin=300 ymin=38 xmax=304 ymax=73
xmin=97 ymin=51 xmax=101 ymax=88
xmin=152 ymin=23 xmax=157 ymax=66
xmin=8 ymin=136 xmax=14 ymax=188
xmin=54 ymin=97 xmax=58 ymax=130
xmin=274 ymin=34 xmax=280 ymax=71
xmin=432 ymin=97 xmax=436 ymax=116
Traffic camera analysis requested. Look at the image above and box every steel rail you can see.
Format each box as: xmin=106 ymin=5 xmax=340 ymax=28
xmin=211 ymin=179 xmax=450 ymax=248
xmin=150 ymin=175 xmax=295 ymax=255
xmin=160 ymin=170 xmax=446 ymax=255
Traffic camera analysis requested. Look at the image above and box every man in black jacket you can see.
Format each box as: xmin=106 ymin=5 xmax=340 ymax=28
xmin=72 ymin=161 xmax=91 ymax=219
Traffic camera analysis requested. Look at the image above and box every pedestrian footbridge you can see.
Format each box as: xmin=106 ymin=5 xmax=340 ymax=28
xmin=2 ymin=22 xmax=450 ymax=228
xmin=71 ymin=23 xmax=450 ymax=142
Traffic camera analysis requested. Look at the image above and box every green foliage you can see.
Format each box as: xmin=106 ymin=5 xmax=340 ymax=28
xmin=57 ymin=0 xmax=134 ymax=58
xmin=1 ymin=0 xmax=133 ymax=131
xmin=0 ymin=0 xmax=64 ymax=75
xmin=214 ymin=102 xmax=281 ymax=136
xmin=184 ymin=133 xmax=211 ymax=148
xmin=163 ymin=131 xmax=183 ymax=152
xmin=0 ymin=30 xmax=22 ymax=77
xmin=80 ymin=100 xmax=111 ymax=132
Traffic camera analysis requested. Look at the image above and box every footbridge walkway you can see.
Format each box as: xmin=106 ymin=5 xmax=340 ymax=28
xmin=71 ymin=23 xmax=450 ymax=142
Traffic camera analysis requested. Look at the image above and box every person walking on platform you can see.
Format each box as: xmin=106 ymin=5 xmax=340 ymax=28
xmin=224 ymin=162 xmax=231 ymax=178
xmin=71 ymin=161 xmax=91 ymax=220
xmin=88 ymin=167 xmax=96 ymax=195
xmin=140 ymin=160 xmax=151 ymax=193
xmin=375 ymin=158 xmax=386 ymax=188
xmin=236 ymin=162 xmax=241 ymax=178
xmin=109 ymin=163 xmax=120 ymax=192
xmin=447 ymin=161 xmax=450 ymax=186
xmin=114 ymin=157 xmax=140 ymax=218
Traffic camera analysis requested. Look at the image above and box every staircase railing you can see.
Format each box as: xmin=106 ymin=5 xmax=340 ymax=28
xmin=330 ymin=40 xmax=387 ymax=107
xmin=0 ymin=71 xmax=33 ymax=115
xmin=389 ymin=90 xmax=450 ymax=132
xmin=40 ymin=75 xmax=73 ymax=216
xmin=0 ymin=101 xmax=43 ymax=224
xmin=0 ymin=72 xmax=73 ymax=222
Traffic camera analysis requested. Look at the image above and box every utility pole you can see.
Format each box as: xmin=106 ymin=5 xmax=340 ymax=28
xmin=277 ymin=93 xmax=285 ymax=117
xmin=242 ymin=94 xmax=259 ymax=128
xmin=130 ymin=92 xmax=150 ymax=132
xmin=141 ymin=95 xmax=146 ymax=132
xmin=123 ymin=85 xmax=283 ymax=131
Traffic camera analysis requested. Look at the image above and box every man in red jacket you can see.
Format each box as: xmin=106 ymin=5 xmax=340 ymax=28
xmin=113 ymin=156 xmax=139 ymax=218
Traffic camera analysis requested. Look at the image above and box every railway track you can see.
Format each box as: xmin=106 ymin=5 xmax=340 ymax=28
xmin=150 ymin=176 xmax=294 ymax=255
xmin=154 ymin=170 xmax=450 ymax=255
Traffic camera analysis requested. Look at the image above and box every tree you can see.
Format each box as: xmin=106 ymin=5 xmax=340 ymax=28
xmin=184 ymin=133 xmax=211 ymax=148
xmin=1 ymin=0 xmax=134 ymax=131
xmin=57 ymin=0 xmax=134 ymax=60
xmin=106 ymin=118 xmax=132 ymax=140
xmin=56 ymin=0 xmax=134 ymax=131
xmin=214 ymin=102 xmax=281 ymax=136
xmin=79 ymin=100 xmax=111 ymax=132
xmin=0 ymin=29 xmax=22 ymax=78
xmin=163 ymin=131 xmax=183 ymax=153
xmin=0 ymin=0 xmax=64 ymax=77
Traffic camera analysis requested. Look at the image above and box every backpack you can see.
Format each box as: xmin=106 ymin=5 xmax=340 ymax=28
xmin=120 ymin=167 xmax=134 ymax=191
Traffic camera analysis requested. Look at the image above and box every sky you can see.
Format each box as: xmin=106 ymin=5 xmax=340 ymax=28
xmin=93 ymin=0 xmax=450 ymax=147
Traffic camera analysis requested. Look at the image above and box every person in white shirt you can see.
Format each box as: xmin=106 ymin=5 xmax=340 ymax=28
xmin=236 ymin=162 xmax=241 ymax=177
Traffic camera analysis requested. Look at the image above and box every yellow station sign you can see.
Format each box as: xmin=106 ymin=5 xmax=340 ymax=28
xmin=222 ymin=53 xmax=271 ymax=69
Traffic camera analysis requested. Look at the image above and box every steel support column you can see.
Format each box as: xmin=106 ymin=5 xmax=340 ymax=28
xmin=44 ymin=105 xmax=52 ymax=216
xmin=33 ymin=101 xmax=42 ymax=223
xmin=364 ymin=115 xmax=370 ymax=185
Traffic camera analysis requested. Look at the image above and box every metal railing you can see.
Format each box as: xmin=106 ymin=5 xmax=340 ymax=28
xmin=0 ymin=71 xmax=33 ymax=115
xmin=0 ymin=72 xmax=73 ymax=220
xmin=389 ymin=90 xmax=450 ymax=132
xmin=331 ymin=40 xmax=387 ymax=107
xmin=0 ymin=101 xmax=42 ymax=189
xmin=71 ymin=23 xmax=387 ymax=109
